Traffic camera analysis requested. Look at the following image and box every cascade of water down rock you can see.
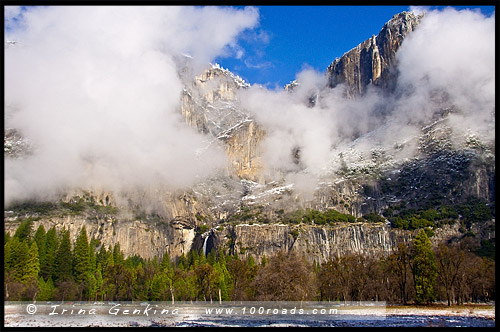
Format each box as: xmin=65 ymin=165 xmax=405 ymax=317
xmin=202 ymin=233 xmax=209 ymax=256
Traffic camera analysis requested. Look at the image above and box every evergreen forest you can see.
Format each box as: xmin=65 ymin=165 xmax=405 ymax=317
xmin=4 ymin=220 xmax=495 ymax=306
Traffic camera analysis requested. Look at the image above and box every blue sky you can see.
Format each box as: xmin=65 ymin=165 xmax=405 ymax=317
xmin=214 ymin=5 xmax=495 ymax=88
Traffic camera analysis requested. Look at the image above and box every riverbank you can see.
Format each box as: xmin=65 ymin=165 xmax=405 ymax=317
xmin=4 ymin=303 xmax=494 ymax=327
xmin=386 ymin=304 xmax=495 ymax=319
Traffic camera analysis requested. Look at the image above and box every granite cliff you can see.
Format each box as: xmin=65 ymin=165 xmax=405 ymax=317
xmin=4 ymin=11 xmax=494 ymax=263
xmin=180 ymin=63 xmax=265 ymax=181
xmin=327 ymin=11 xmax=423 ymax=98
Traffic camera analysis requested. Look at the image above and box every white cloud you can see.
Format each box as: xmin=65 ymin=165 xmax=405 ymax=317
xmin=409 ymin=6 xmax=429 ymax=15
xmin=244 ymin=59 xmax=273 ymax=69
xmin=239 ymin=7 xmax=495 ymax=193
xmin=396 ymin=7 xmax=495 ymax=140
xmin=4 ymin=6 xmax=259 ymax=205
xmin=235 ymin=49 xmax=244 ymax=59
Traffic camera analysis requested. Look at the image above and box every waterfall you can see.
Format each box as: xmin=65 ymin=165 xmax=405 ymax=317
xmin=202 ymin=232 xmax=209 ymax=256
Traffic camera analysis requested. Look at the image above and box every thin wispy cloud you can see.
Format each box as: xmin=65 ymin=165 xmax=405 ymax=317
xmin=244 ymin=59 xmax=274 ymax=69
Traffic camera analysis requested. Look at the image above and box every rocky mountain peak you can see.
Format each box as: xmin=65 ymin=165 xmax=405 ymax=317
xmin=181 ymin=62 xmax=265 ymax=181
xmin=327 ymin=11 xmax=423 ymax=98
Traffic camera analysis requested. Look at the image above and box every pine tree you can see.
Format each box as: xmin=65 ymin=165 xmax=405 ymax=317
xmin=22 ymin=242 xmax=41 ymax=301
xmin=217 ymin=249 xmax=227 ymax=265
xmin=112 ymin=243 xmax=124 ymax=265
xmin=84 ymin=271 xmax=97 ymax=301
xmin=133 ymin=263 xmax=148 ymax=301
xmin=159 ymin=252 xmax=175 ymax=302
xmin=188 ymin=249 xmax=200 ymax=269
xmin=89 ymin=238 xmax=98 ymax=274
xmin=38 ymin=277 xmax=55 ymax=301
xmin=24 ymin=241 xmax=41 ymax=283
xmin=411 ymin=229 xmax=437 ymax=304
xmin=73 ymin=226 xmax=91 ymax=284
xmin=160 ymin=251 xmax=172 ymax=272
xmin=7 ymin=237 xmax=29 ymax=282
xmin=4 ymin=236 xmax=13 ymax=273
xmin=95 ymin=263 xmax=104 ymax=301
xmin=96 ymin=244 xmax=108 ymax=268
xmin=42 ymin=226 xmax=58 ymax=280
xmin=33 ymin=225 xmax=46 ymax=277
xmin=14 ymin=219 xmax=33 ymax=243
xmin=104 ymin=251 xmax=115 ymax=271
xmin=198 ymin=249 xmax=207 ymax=266
xmin=177 ymin=253 xmax=187 ymax=270
xmin=186 ymin=270 xmax=198 ymax=300
xmin=54 ymin=228 xmax=73 ymax=282
xmin=207 ymin=250 xmax=216 ymax=266
xmin=150 ymin=272 xmax=172 ymax=301
xmin=213 ymin=261 xmax=232 ymax=301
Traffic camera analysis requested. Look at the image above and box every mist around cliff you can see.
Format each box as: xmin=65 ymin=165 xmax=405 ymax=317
xmin=4 ymin=6 xmax=495 ymax=206
xmin=4 ymin=6 xmax=259 ymax=206
xmin=239 ymin=7 xmax=495 ymax=197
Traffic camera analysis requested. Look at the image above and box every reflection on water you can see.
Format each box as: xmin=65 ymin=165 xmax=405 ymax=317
xmin=172 ymin=315 xmax=494 ymax=328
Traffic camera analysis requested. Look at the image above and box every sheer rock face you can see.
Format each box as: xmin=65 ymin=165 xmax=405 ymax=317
xmin=3 ymin=188 xmax=212 ymax=260
xmin=198 ymin=221 xmax=477 ymax=264
xmin=181 ymin=64 xmax=265 ymax=181
xmin=327 ymin=11 xmax=423 ymax=98
xmin=220 ymin=120 xmax=266 ymax=182
xmin=227 ymin=223 xmax=411 ymax=264
xmin=4 ymin=215 xmax=195 ymax=260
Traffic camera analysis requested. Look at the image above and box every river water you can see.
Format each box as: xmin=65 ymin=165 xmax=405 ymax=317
xmin=171 ymin=315 xmax=494 ymax=327
xmin=4 ymin=302 xmax=495 ymax=328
